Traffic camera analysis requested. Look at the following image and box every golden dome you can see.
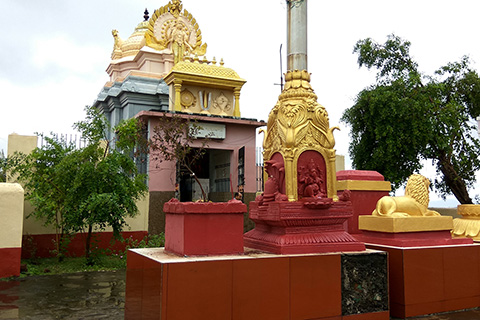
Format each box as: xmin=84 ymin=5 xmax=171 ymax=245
xmin=111 ymin=20 xmax=149 ymax=60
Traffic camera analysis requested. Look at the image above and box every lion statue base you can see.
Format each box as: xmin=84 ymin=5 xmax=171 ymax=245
xmin=372 ymin=174 xmax=440 ymax=217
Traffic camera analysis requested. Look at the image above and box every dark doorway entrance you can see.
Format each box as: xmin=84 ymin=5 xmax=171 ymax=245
xmin=178 ymin=149 xmax=210 ymax=202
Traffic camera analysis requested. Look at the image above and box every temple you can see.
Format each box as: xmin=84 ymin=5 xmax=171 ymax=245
xmin=93 ymin=1 xmax=266 ymax=233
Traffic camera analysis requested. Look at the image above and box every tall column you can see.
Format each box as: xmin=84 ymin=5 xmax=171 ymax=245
xmin=287 ymin=0 xmax=308 ymax=71
xmin=233 ymin=88 xmax=241 ymax=117
xmin=173 ymin=82 xmax=182 ymax=112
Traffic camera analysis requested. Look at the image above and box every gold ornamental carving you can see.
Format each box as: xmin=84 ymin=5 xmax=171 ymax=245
xmin=111 ymin=21 xmax=149 ymax=60
xmin=164 ymin=60 xmax=246 ymax=116
xmin=213 ymin=92 xmax=232 ymax=113
xmin=180 ymin=89 xmax=196 ymax=108
xmin=262 ymin=70 xmax=339 ymax=201
xmin=110 ymin=0 xmax=206 ymax=62
xmin=145 ymin=0 xmax=207 ymax=63
xmin=453 ymin=204 xmax=480 ymax=240
xmin=171 ymin=61 xmax=242 ymax=79
xmin=372 ymin=174 xmax=440 ymax=217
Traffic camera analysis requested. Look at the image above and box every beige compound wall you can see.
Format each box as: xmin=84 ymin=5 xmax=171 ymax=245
xmin=7 ymin=133 xmax=149 ymax=236
xmin=0 ymin=183 xmax=24 ymax=248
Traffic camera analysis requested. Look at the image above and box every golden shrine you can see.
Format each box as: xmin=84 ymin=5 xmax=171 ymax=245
xmin=262 ymin=70 xmax=339 ymax=202
xmin=107 ymin=0 xmax=245 ymax=118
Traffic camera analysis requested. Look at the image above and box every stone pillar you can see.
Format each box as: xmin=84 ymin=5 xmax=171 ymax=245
xmin=173 ymin=82 xmax=182 ymax=112
xmin=0 ymin=183 xmax=24 ymax=278
xmin=287 ymin=0 xmax=308 ymax=71
xmin=336 ymin=170 xmax=391 ymax=234
xmin=233 ymin=87 xmax=241 ymax=117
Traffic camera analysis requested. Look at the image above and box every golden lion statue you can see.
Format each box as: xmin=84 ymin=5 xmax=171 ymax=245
xmin=372 ymin=174 xmax=440 ymax=217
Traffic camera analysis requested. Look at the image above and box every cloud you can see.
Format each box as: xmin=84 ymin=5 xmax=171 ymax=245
xmin=31 ymin=34 xmax=110 ymax=80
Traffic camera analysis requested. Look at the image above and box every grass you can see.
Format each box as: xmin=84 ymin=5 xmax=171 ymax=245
xmin=1 ymin=233 xmax=165 ymax=281
xmin=20 ymin=254 xmax=126 ymax=277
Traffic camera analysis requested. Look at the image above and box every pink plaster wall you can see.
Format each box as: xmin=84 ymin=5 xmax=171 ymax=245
xmin=146 ymin=116 xmax=261 ymax=193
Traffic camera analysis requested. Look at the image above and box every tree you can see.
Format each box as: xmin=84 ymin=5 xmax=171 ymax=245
xmin=341 ymin=34 xmax=480 ymax=204
xmin=10 ymin=106 xmax=148 ymax=263
xmin=149 ymin=114 xmax=209 ymax=201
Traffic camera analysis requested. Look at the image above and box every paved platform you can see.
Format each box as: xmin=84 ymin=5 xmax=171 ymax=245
xmin=0 ymin=270 xmax=479 ymax=319
xmin=0 ymin=270 xmax=125 ymax=319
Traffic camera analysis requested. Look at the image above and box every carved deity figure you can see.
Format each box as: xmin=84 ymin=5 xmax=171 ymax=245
xmin=373 ymin=174 xmax=441 ymax=217
xmin=298 ymin=159 xmax=326 ymax=198
xmin=167 ymin=20 xmax=193 ymax=64
xmin=262 ymin=159 xmax=287 ymax=203
xmin=169 ymin=0 xmax=182 ymax=18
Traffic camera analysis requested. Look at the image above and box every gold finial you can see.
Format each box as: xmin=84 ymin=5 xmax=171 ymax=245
xmin=212 ymin=57 xmax=217 ymax=65
xmin=220 ymin=58 xmax=224 ymax=66
xmin=169 ymin=0 xmax=182 ymax=18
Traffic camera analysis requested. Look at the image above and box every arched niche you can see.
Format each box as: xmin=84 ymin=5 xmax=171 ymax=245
xmin=297 ymin=150 xmax=327 ymax=199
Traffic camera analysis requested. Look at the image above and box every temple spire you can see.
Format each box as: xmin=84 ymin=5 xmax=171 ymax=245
xmin=287 ymin=0 xmax=308 ymax=71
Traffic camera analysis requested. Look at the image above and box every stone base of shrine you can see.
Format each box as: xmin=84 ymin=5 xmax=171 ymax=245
xmin=366 ymin=243 xmax=480 ymax=319
xmin=244 ymin=228 xmax=366 ymax=254
xmin=355 ymin=230 xmax=473 ymax=247
xmin=243 ymin=200 xmax=366 ymax=254
xmin=125 ymin=248 xmax=389 ymax=320
xmin=357 ymin=215 xmax=473 ymax=247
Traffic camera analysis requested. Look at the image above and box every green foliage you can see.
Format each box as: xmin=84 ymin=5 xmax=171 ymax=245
xmin=17 ymin=255 xmax=126 ymax=278
xmin=121 ymin=233 xmax=165 ymax=252
xmin=9 ymin=106 xmax=148 ymax=263
xmin=0 ymin=150 xmax=6 ymax=182
xmin=150 ymin=114 xmax=209 ymax=201
xmin=342 ymin=34 xmax=480 ymax=204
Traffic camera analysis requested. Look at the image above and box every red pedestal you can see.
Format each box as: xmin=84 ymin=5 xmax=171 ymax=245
xmin=163 ymin=199 xmax=246 ymax=256
xmin=125 ymin=248 xmax=389 ymax=320
xmin=337 ymin=170 xmax=390 ymax=234
xmin=367 ymin=243 xmax=480 ymax=318
xmin=244 ymin=199 xmax=365 ymax=254
xmin=356 ymin=230 xmax=473 ymax=247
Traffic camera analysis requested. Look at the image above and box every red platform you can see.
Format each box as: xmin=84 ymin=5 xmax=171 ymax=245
xmin=125 ymin=248 xmax=389 ymax=320
xmin=356 ymin=230 xmax=473 ymax=247
xmin=244 ymin=199 xmax=365 ymax=254
xmin=163 ymin=199 xmax=246 ymax=256
xmin=367 ymin=243 xmax=480 ymax=318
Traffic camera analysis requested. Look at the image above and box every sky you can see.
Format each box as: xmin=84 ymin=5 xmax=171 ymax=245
xmin=1 ymin=0 xmax=480 ymax=206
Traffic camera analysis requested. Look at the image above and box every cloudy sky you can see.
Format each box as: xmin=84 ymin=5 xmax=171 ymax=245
xmin=1 ymin=0 xmax=479 ymax=205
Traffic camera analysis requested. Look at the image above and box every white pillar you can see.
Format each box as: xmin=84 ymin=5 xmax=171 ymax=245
xmin=287 ymin=0 xmax=308 ymax=71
